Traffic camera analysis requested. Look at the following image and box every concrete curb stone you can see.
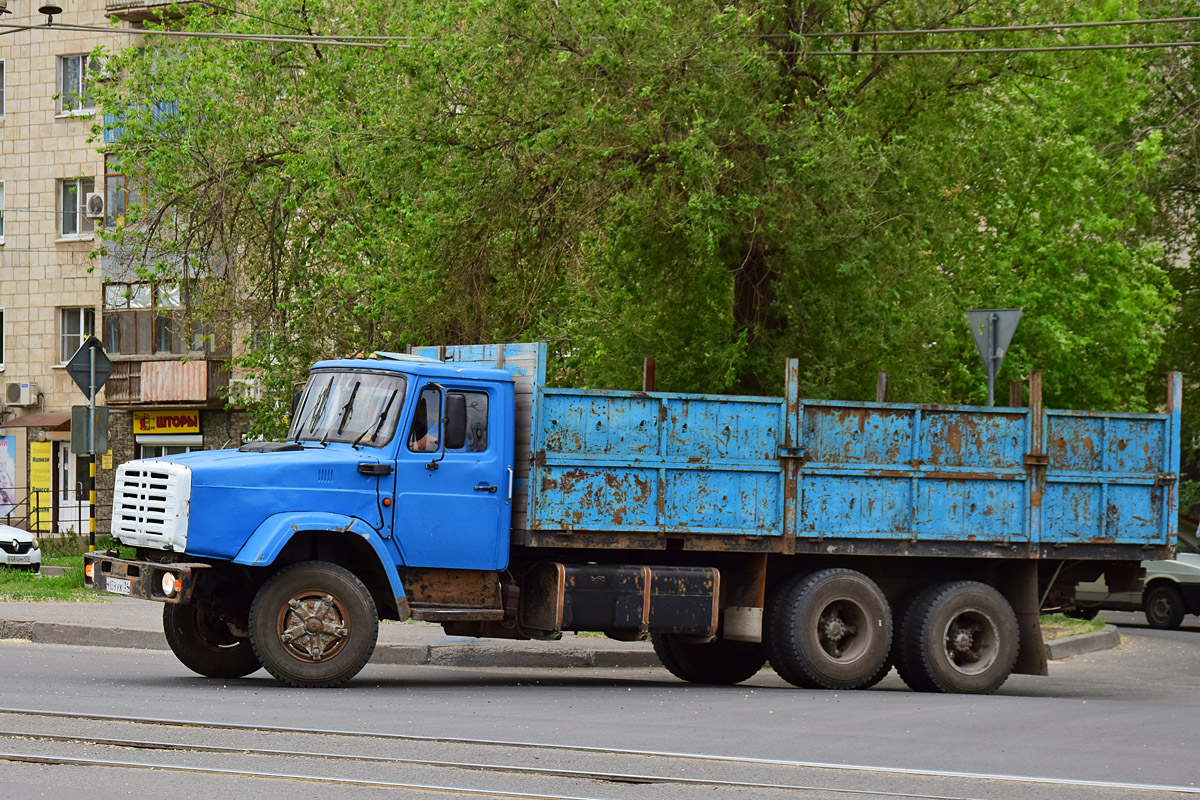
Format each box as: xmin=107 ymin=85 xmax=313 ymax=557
xmin=1044 ymin=624 xmax=1120 ymax=660
xmin=1 ymin=609 xmax=1119 ymax=669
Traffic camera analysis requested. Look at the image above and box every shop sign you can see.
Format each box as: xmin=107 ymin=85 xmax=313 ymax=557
xmin=134 ymin=410 xmax=201 ymax=435
xmin=29 ymin=441 xmax=53 ymax=532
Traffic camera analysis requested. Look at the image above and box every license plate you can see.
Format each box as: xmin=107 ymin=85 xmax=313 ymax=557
xmin=105 ymin=576 xmax=132 ymax=596
xmin=7 ymin=554 xmax=30 ymax=565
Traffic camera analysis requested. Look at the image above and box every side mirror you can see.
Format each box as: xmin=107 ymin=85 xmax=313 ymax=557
xmin=444 ymin=392 xmax=467 ymax=450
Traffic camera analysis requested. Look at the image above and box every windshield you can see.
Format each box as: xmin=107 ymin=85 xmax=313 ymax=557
xmin=288 ymin=371 xmax=407 ymax=447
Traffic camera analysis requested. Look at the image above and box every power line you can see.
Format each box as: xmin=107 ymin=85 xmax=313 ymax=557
xmin=2 ymin=17 xmax=1200 ymax=56
xmin=752 ymin=15 xmax=1200 ymax=39
xmin=793 ymin=40 xmax=1200 ymax=56
xmin=0 ymin=22 xmax=388 ymax=48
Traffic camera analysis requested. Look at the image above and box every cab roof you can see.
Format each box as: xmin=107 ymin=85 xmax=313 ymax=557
xmin=310 ymin=354 xmax=514 ymax=384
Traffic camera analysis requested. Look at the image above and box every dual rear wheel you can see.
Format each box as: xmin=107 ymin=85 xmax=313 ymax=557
xmin=655 ymin=570 xmax=1020 ymax=695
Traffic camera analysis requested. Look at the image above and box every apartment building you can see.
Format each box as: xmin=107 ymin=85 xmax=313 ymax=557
xmin=0 ymin=0 xmax=249 ymax=535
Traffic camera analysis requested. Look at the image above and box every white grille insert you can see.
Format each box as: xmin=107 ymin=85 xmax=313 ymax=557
xmin=112 ymin=460 xmax=191 ymax=552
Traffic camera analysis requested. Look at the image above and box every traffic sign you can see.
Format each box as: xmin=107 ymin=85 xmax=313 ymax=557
xmin=64 ymin=336 xmax=114 ymax=400
xmin=966 ymin=309 xmax=1022 ymax=406
xmin=71 ymin=406 xmax=109 ymax=454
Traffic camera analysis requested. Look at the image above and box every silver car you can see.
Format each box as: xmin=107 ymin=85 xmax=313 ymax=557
xmin=1074 ymin=548 xmax=1200 ymax=630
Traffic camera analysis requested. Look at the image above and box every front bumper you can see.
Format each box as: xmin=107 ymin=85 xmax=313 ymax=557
xmin=0 ymin=546 xmax=41 ymax=570
xmin=83 ymin=552 xmax=208 ymax=603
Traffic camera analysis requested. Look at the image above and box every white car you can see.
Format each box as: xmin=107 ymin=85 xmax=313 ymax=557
xmin=0 ymin=523 xmax=41 ymax=572
xmin=1074 ymin=551 xmax=1200 ymax=630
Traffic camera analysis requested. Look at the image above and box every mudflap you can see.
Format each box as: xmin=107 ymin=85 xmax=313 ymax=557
xmin=999 ymin=560 xmax=1049 ymax=676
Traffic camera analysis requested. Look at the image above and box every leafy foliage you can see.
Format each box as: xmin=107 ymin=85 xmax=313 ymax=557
xmin=95 ymin=0 xmax=1175 ymax=439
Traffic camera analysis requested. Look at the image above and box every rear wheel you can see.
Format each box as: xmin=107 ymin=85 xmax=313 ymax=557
xmin=895 ymin=581 xmax=1018 ymax=694
xmin=765 ymin=569 xmax=892 ymax=690
xmin=249 ymin=561 xmax=378 ymax=688
xmin=652 ymin=634 xmax=766 ymax=685
xmin=163 ymin=602 xmax=261 ymax=679
xmin=1144 ymin=584 xmax=1185 ymax=630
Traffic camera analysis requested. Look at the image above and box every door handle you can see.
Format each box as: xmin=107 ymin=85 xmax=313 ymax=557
xmin=474 ymin=483 xmax=498 ymax=493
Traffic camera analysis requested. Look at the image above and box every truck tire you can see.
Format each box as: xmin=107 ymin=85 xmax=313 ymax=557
xmin=651 ymin=634 xmax=765 ymax=685
xmin=895 ymin=580 xmax=1018 ymax=694
xmin=765 ymin=568 xmax=892 ymax=690
xmin=1144 ymin=584 xmax=1185 ymax=630
xmin=163 ymin=603 xmax=261 ymax=679
xmin=248 ymin=561 xmax=378 ymax=688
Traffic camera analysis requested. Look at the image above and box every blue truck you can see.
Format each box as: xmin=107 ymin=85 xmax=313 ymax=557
xmin=84 ymin=343 xmax=1182 ymax=693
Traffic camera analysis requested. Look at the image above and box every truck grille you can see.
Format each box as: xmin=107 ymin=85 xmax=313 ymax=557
xmin=112 ymin=461 xmax=192 ymax=552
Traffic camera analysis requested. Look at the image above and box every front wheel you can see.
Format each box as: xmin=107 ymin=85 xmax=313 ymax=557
xmin=1144 ymin=584 xmax=1185 ymax=630
xmin=765 ymin=568 xmax=892 ymax=690
xmin=652 ymin=634 xmax=765 ymax=685
xmin=249 ymin=561 xmax=378 ymax=688
xmin=163 ymin=603 xmax=261 ymax=679
xmin=895 ymin=581 xmax=1018 ymax=694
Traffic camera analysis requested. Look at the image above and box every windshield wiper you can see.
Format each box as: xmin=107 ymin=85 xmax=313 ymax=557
xmin=352 ymin=390 xmax=399 ymax=450
xmin=302 ymin=382 xmax=332 ymax=443
xmin=334 ymin=381 xmax=361 ymax=437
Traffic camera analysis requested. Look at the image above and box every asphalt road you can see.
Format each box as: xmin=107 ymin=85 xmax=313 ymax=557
xmin=1 ymin=614 xmax=1198 ymax=800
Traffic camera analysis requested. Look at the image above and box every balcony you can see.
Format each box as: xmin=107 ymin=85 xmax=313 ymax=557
xmin=106 ymin=357 xmax=231 ymax=407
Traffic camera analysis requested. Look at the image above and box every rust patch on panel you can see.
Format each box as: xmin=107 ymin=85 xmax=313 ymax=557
xmin=399 ymin=568 xmax=502 ymax=608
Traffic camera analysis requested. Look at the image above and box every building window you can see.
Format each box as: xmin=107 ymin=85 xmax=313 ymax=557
xmin=0 ymin=180 xmax=5 ymax=243
xmin=139 ymin=442 xmax=202 ymax=459
xmin=59 ymin=54 xmax=95 ymax=114
xmin=103 ymin=282 xmax=209 ymax=356
xmin=0 ymin=60 xmax=6 ymax=117
xmin=59 ymin=177 xmax=95 ymax=238
xmin=0 ymin=307 xmax=6 ymax=370
xmin=104 ymin=157 xmax=129 ymax=228
xmin=60 ymin=307 xmax=95 ymax=363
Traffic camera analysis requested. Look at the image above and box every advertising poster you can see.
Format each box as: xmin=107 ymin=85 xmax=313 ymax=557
xmin=29 ymin=441 xmax=53 ymax=532
xmin=0 ymin=435 xmax=14 ymax=517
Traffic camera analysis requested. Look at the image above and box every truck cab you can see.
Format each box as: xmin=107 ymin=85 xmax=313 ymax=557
xmin=88 ymin=353 xmax=515 ymax=686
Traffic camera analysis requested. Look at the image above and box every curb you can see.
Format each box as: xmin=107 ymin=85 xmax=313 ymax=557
xmin=0 ymin=619 xmax=659 ymax=669
xmin=2 ymin=618 xmax=1119 ymax=669
xmin=1044 ymin=624 xmax=1120 ymax=660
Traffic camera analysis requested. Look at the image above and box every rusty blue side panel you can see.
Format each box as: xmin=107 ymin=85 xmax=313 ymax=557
xmin=1041 ymin=409 xmax=1177 ymax=545
xmin=531 ymin=389 xmax=784 ymax=535
xmin=795 ymin=403 xmax=1032 ymax=542
xmin=528 ymin=372 xmax=1178 ymax=548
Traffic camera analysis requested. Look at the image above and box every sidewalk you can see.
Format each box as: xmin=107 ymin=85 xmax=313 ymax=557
xmin=0 ymin=597 xmax=1118 ymax=668
xmin=0 ymin=596 xmax=661 ymax=669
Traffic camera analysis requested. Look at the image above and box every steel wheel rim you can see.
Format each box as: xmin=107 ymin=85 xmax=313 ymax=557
xmin=941 ymin=607 xmax=998 ymax=676
xmin=276 ymin=588 xmax=351 ymax=662
xmin=195 ymin=607 xmax=239 ymax=649
xmin=1148 ymin=593 xmax=1172 ymax=623
xmin=815 ymin=597 xmax=869 ymax=662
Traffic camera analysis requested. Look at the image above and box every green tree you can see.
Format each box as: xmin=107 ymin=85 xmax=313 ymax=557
xmin=96 ymin=0 xmax=1175 ymax=438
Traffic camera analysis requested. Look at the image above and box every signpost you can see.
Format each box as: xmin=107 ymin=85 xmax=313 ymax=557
xmin=64 ymin=336 xmax=113 ymax=550
xmin=966 ymin=309 xmax=1022 ymax=407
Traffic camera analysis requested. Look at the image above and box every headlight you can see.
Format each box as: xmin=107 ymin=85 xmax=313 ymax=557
xmin=161 ymin=572 xmax=178 ymax=597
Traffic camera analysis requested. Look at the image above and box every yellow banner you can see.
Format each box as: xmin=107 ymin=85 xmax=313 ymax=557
xmin=29 ymin=441 xmax=53 ymax=532
xmin=134 ymin=410 xmax=201 ymax=435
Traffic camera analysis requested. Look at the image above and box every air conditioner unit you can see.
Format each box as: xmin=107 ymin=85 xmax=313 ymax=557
xmin=5 ymin=382 xmax=38 ymax=407
xmin=84 ymin=192 xmax=105 ymax=220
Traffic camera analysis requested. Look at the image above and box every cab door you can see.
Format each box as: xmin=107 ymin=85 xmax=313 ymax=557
xmin=392 ymin=381 xmax=511 ymax=570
